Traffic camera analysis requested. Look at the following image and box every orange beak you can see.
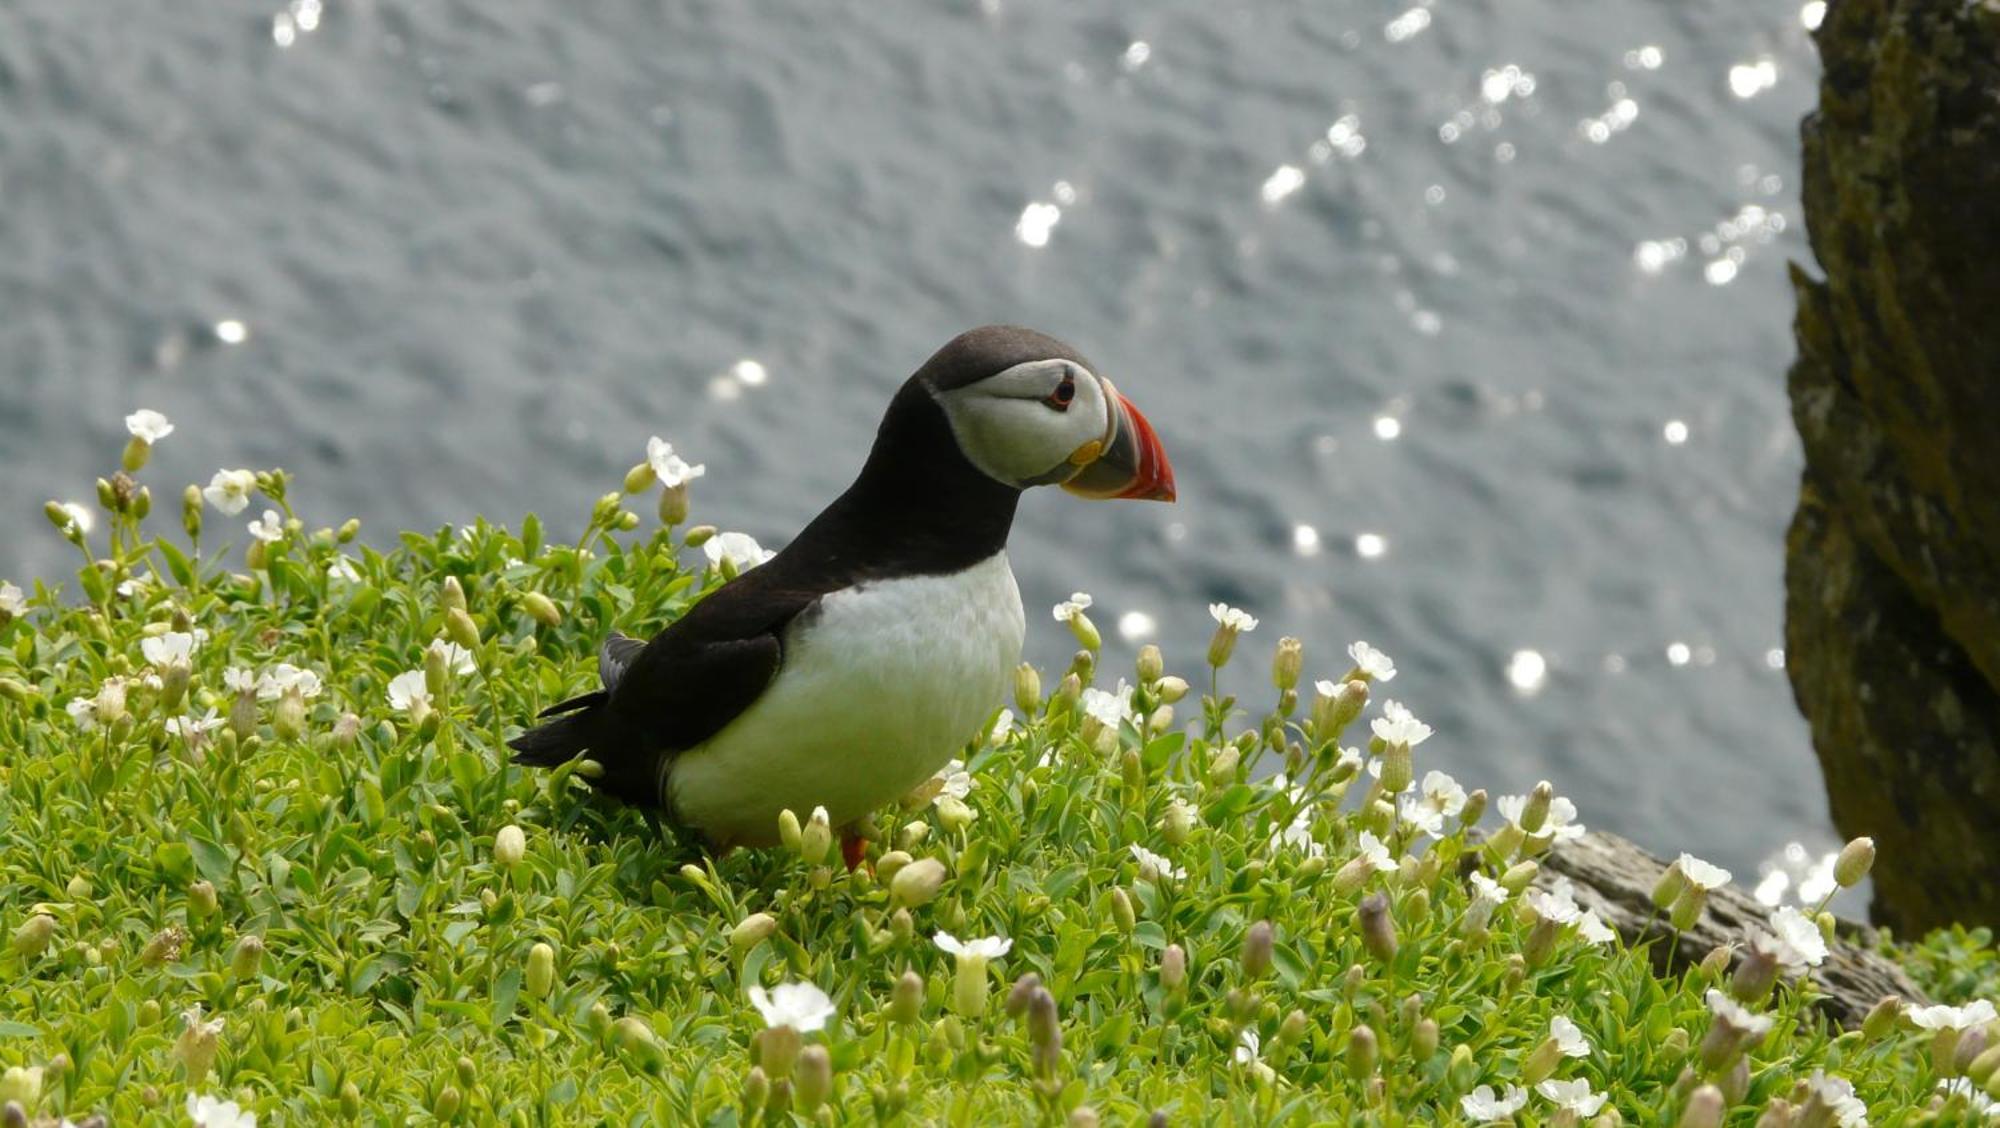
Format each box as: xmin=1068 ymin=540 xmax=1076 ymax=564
xmin=1062 ymin=382 xmax=1177 ymax=502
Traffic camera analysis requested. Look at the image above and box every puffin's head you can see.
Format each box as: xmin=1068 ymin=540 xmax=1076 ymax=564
xmin=914 ymin=325 xmax=1176 ymax=502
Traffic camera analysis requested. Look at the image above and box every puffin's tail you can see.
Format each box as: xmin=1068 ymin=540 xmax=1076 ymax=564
xmin=507 ymin=691 xmax=611 ymax=768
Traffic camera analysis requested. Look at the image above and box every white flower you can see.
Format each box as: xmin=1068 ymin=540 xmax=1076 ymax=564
xmin=182 ymin=1003 xmax=226 ymax=1039
xmin=1208 ymin=602 xmax=1258 ymax=632
xmin=1347 ymin=640 xmax=1396 ymax=681
xmin=1233 ymin=1027 xmax=1261 ymax=1066
xmin=1128 ymin=843 xmax=1186 ymax=883
xmin=1536 ymin=1077 xmax=1607 ymax=1115
xmin=933 ymin=931 xmax=1012 ymax=960
xmin=1469 ymin=871 xmax=1509 ymax=906
xmin=327 ymin=556 xmax=361 ymax=584
xmin=747 ymin=981 xmax=834 ymax=1032
xmin=1549 ymin=1015 xmax=1591 ymax=1058
xmin=203 ymin=469 xmax=257 ymax=516
xmin=1354 ymin=829 xmax=1397 ymax=873
xmin=1768 ymin=905 xmax=1830 ymax=969
xmin=1370 ymin=699 xmax=1432 ymax=748
xmin=1461 ymin=1084 xmax=1528 ymax=1119
xmin=1907 ymin=998 xmax=1997 ymax=1032
xmin=704 ymin=531 xmax=774 ymax=572
xmin=1936 ymin=1077 xmax=1997 ymax=1117
xmin=116 ymin=573 xmax=155 ymax=598
xmin=1577 ymin=911 xmax=1617 ymax=945
xmin=1526 ymin=879 xmax=1583 ymax=925
xmin=224 ymin=667 xmax=259 ymax=694
xmin=386 ymin=670 xmax=430 ymax=713
xmin=1705 ymin=989 xmax=1775 ymax=1038
xmin=142 ymin=630 xmax=200 ymax=669
xmin=1080 ymin=680 xmax=1135 ymax=728
xmin=247 ymin=509 xmax=284 ymax=544
xmin=932 ymin=759 xmax=973 ymax=803
xmin=1400 ymin=770 xmax=1466 ymax=838
xmin=1052 ymin=592 xmax=1093 ymax=622
xmin=428 ymin=638 xmax=476 ymax=676
xmin=0 ymin=581 xmax=25 ymax=615
xmin=187 ymin=1093 xmax=256 ymax=1128
xmin=258 ymin=663 xmax=322 ymax=700
xmin=1677 ymin=853 xmax=1732 ymax=891
xmin=1269 ymin=815 xmax=1324 ymax=858
xmin=166 ymin=710 xmax=223 ymax=739
xmin=646 ymin=437 xmax=706 ymax=489
xmin=1802 ymin=1071 xmax=1869 ymax=1127
xmin=125 ymin=408 xmax=174 ymax=443
xmin=66 ymin=697 xmax=98 ymax=731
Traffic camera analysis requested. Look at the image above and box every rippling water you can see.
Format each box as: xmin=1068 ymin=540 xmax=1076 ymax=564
xmin=0 ymin=0 xmax=1837 ymax=889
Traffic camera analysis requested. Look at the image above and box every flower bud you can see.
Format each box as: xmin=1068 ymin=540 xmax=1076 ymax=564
xmin=778 ymin=808 xmax=803 ymax=852
xmin=1521 ymin=1035 xmax=1564 ymax=1086
xmin=1523 ymin=915 xmax=1562 ymax=970
xmin=446 ymin=608 xmax=481 ymax=653
xmin=1160 ymin=944 xmax=1187 ymax=991
xmin=623 ymin=463 xmax=656 ymax=494
xmin=1120 ymin=748 xmax=1144 ymax=791
xmin=218 ymin=935 xmax=261 ymax=985
xmin=172 ymin=1010 xmax=222 ymax=1084
xmin=1377 ymin=743 xmax=1413 ymax=794
xmin=1459 ymin=788 xmax=1488 ymax=828
xmin=1357 ymin=894 xmax=1397 ymax=964
xmin=1669 ymin=884 xmax=1709 ymax=932
xmin=159 ymin=663 xmax=191 ymax=713
xmin=1345 ymin=1024 xmax=1378 ymax=1080
xmin=1206 ymin=746 xmax=1240 ymax=788
xmin=658 ymin=484 xmax=690 ymax=526
xmin=182 ymin=485 xmax=204 ymax=539
xmin=1730 ymin=943 xmax=1780 ymax=1004
xmin=1155 ymin=675 xmax=1190 ymax=704
xmin=1754 ymin=1100 xmax=1794 ymax=1128
xmin=432 ymin=1086 xmax=462 ymax=1121
xmin=800 ymin=806 xmax=832 ymax=865
xmin=65 ymin=875 xmax=91 ymax=901
xmin=1207 ymin=624 xmax=1239 ymax=669
xmin=1411 ymin=1017 xmax=1440 ymax=1061
xmin=729 ymin=913 xmax=779 ymax=955
xmin=338 ymin=518 xmax=360 ymax=542
xmin=1013 ymin=663 xmax=1042 ymax=715
xmin=1965 ymin=1041 xmax=2000 ymax=1087
xmin=1698 ymin=944 xmax=1733 ymax=982
xmin=182 ymin=880 xmax=219 ymax=922
xmin=1652 ymin=861 xmax=1689 ymax=912
xmin=523 ymin=592 xmax=562 ymax=628
xmin=1067 ymin=1108 xmax=1098 ymax=1128
xmin=274 ymin=687 xmax=306 ymax=742
xmin=1518 ymin=781 xmax=1553 ymax=834
xmin=1272 ymin=637 xmax=1303 ymax=692
xmin=0 ymin=1068 xmax=41 ymax=1113
xmin=1027 ymin=991 xmax=1064 ymax=1083
xmin=935 ymin=795 xmax=977 ymax=833
xmin=1110 ymin=887 xmax=1136 ymax=934
xmin=1331 ymin=679 xmax=1369 ymax=730
xmin=1242 ymin=921 xmax=1274 ymax=980
xmin=794 ymin=1045 xmax=832 ymax=1113
xmin=494 ymin=824 xmax=527 ymax=868
xmin=613 ymin=1016 xmax=666 ymax=1070
xmin=1678 ymin=1085 xmax=1724 ymax=1128
xmin=887 ymin=969 xmax=926 ymax=1025
xmin=740 ymin=1066 xmax=769 ymax=1118
xmin=13 ymin=915 xmax=55 ymax=959
xmin=1831 ymin=837 xmax=1874 ymax=888
xmin=890 ymin=858 xmax=947 ymax=907
xmin=525 ymin=941 xmax=556 ymax=998
xmin=874 ymin=851 xmax=912 ymax=887
xmin=442 ymin=575 xmax=467 ymax=612
xmin=1064 ymin=609 xmax=1101 ymax=653
xmin=1498 ymin=860 xmax=1539 ymax=894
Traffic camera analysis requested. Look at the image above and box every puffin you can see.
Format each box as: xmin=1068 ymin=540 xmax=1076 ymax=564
xmin=509 ymin=325 xmax=1175 ymax=863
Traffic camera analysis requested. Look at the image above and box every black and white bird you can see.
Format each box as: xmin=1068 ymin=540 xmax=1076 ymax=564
xmin=509 ymin=326 xmax=1174 ymax=862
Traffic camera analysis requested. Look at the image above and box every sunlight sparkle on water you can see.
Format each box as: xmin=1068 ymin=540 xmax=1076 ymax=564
xmin=1117 ymin=610 xmax=1157 ymax=642
xmin=1325 ymin=115 xmax=1366 ymax=159
xmin=1754 ymin=842 xmax=1839 ymax=907
xmin=214 ymin=320 xmax=248 ymax=345
xmin=1355 ymin=533 xmax=1387 ymax=559
xmin=1581 ymin=84 xmax=1640 ymax=144
xmin=1666 ymin=642 xmax=1692 ymax=667
xmin=1663 ymin=419 xmax=1689 ymax=445
xmin=1634 ymin=238 xmax=1687 ymax=275
xmin=1261 ymin=165 xmax=1306 ymax=205
xmin=1729 ymin=58 xmax=1779 ymax=99
xmin=1120 ymin=41 xmax=1151 ymax=72
xmin=1800 ymin=1 xmax=1826 ymax=30
xmin=731 ymin=360 xmax=767 ymax=387
xmin=1372 ymin=415 xmax=1402 ymax=441
xmin=1765 ymin=648 xmax=1787 ymax=670
xmin=1622 ymin=46 xmax=1665 ymax=70
xmin=1015 ymin=202 xmax=1061 ymax=248
xmin=1292 ymin=524 xmax=1321 ymax=557
xmin=1481 ymin=65 xmax=1536 ymax=104
xmin=1507 ymin=649 xmax=1548 ymax=695
xmin=1704 ymin=258 xmax=1740 ymax=286
xmin=1384 ymin=8 xmax=1431 ymax=43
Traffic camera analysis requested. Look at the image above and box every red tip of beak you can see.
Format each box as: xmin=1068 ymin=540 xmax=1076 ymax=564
xmin=1115 ymin=392 xmax=1176 ymax=502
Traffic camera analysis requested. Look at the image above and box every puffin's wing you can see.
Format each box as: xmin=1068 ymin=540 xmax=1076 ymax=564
xmin=608 ymin=573 xmax=824 ymax=753
xmin=597 ymin=632 xmax=646 ymax=689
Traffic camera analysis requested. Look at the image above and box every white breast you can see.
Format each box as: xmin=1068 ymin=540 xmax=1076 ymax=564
xmin=667 ymin=552 xmax=1025 ymax=847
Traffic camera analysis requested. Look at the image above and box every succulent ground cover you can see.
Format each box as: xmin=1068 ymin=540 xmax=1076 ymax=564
xmin=2 ymin=417 xmax=1998 ymax=1125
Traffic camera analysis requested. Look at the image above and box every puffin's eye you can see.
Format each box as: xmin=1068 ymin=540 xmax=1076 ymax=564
xmin=1045 ymin=372 xmax=1076 ymax=412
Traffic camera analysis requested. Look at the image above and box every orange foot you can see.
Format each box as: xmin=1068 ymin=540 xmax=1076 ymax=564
xmin=841 ymin=831 xmax=868 ymax=873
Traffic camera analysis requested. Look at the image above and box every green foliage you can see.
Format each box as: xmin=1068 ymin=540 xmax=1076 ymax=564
xmin=0 ymin=455 xmax=1995 ymax=1125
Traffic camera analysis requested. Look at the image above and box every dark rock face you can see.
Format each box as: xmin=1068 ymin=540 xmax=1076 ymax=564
xmin=1786 ymin=0 xmax=2000 ymax=932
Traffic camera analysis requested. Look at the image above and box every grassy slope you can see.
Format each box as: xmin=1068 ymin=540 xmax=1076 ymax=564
xmin=0 ymin=460 xmax=1994 ymax=1126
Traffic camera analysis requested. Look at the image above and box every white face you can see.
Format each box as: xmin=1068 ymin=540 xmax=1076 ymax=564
xmin=933 ymin=359 xmax=1113 ymax=489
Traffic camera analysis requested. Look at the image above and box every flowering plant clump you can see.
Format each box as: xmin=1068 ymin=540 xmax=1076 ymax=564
xmin=0 ymin=419 xmax=1996 ymax=1124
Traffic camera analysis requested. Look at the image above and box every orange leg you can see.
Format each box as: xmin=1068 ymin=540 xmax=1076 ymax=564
xmin=841 ymin=830 xmax=868 ymax=873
